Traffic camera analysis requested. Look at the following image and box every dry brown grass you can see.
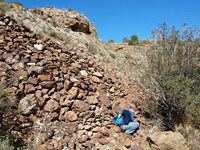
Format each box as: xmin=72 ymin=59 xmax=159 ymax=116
xmin=176 ymin=124 xmax=200 ymax=150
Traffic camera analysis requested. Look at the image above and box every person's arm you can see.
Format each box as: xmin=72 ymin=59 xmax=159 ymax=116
xmin=127 ymin=109 xmax=135 ymax=122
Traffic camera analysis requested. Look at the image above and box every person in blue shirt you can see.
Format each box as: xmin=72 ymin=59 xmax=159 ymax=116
xmin=114 ymin=108 xmax=140 ymax=134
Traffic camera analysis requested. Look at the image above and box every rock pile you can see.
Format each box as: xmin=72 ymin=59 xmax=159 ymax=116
xmin=0 ymin=13 xmax=148 ymax=149
xmin=0 ymin=13 xmax=189 ymax=150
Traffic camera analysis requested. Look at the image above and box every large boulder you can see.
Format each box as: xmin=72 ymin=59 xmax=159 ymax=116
xmin=40 ymin=7 xmax=98 ymax=38
xmin=18 ymin=94 xmax=37 ymax=115
xmin=147 ymin=131 xmax=189 ymax=150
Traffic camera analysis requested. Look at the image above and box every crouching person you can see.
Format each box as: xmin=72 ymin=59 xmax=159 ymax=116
xmin=114 ymin=109 xmax=140 ymax=134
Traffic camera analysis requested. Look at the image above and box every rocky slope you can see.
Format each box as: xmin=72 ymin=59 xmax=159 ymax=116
xmin=0 ymin=5 xmax=190 ymax=150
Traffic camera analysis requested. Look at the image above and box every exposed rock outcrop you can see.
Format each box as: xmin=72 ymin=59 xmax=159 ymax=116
xmin=40 ymin=7 xmax=98 ymax=38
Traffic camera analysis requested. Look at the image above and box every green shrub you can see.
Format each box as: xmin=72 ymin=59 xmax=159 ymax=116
xmin=108 ymin=39 xmax=114 ymax=43
xmin=32 ymin=7 xmax=41 ymax=15
xmin=125 ymin=53 xmax=131 ymax=59
xmin=88 ymin=42 xmax=97 ymax=54
xmin=122 ymin=37 xmax=129 ymax=43
xmin=0 ymin=136 xmax=15 ymax=150
xmin=68 ymin=7 xmax=72 ymax=12
xmin=102 ymin=57 xmax=111 ymax=63
xmin=139 ymin=39 xmax=151 ymax=45
xmin=0 ymin=2 xmax=13 ymax=13
xmin=10 ymin=2 xmax=23 ymax=7
xmin=128 ymin=35 xmax=139 ymax=45
xmin=49 ymin=31 xmax=57 ymax=37
xmin=0 ymin=89 xmax=14 ymax=113
xmin=141 ymin=23 xmax=200 ymax=130
xmin=109 ymin=53 xmax=115 ymax=59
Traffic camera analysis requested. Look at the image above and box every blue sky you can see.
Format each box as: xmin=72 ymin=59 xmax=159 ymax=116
xmin=7 ymin=0 xmax=200 ymax=42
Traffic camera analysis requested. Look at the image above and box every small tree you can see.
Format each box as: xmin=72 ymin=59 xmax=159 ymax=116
xmin=122 ymin=37 xmax=129 ymax=43
xmin=131 ymin=35 xmax=139 ymax=45
xmin=108 ymin=39 xmax=114 ymax=43
xmin=127 ymin=35 xmax=139 ymax=45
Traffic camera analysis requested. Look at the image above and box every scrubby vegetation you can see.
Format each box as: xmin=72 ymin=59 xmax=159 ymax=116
xmin=122 ymin=37 xmax=129 ymax=43
xmin=141 ymin=22 xmax=200 ymax=130
xmin=108 ymin=39 xmax=114 ymax=43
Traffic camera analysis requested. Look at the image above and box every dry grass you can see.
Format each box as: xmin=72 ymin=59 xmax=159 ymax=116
xmin=176 ymin=124 xmax=200 ymax=150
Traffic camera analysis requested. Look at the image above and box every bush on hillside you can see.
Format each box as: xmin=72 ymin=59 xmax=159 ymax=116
xmin=122 ymin=37 xmax=129 ymax=43
xmin=10 ymin=2 xmax=23 ymax=7
xmin=128 ymin=35 xmax=139 ymax=45
xmin=139 ymin=39 xmax=152 ymax=45
xmin=141 ymin=22 xmax=200 ymax=130
xmin=0 ymin=1 xmax=14 ymax=13
xmin=32 ymin=7 xmax=41 ymax=15
xmin=108 ymin=39 xmax=114 ymax=43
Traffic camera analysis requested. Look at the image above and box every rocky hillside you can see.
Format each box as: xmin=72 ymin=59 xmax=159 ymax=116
xmin=0 ymin=12 xmax=190 ymax=150
xmin=2 ymin=2 xmax=149 ymax=78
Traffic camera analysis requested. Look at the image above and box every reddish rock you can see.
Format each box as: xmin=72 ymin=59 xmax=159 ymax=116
xmin=61 ymin=99 xmax=72 ymax=107
xmin=80 ymin=82 xmax=88 ymax=90
xmin=12 ymin=62 xmax=24 ymax=70
xmin=5 ymin=36 xmax=12 ymax=42
xmin=57 ymin=82 xmax=64 ymax=90
xmin=60 ymin=66 xmax=68 ymax=73
xmin=50 ymin=92 xmax=60 ymax=101
xmin=68 ymin=87 xmax=79 ymax=99
xmin=77 ymin=135 xmax=89 ymax=143
xmin=25 ymin=84 xmax=35 ymax=94
xmin=91 ymin=76 xmax=101 ymax=83
xmin=114 ymin=126 xmax=121 ymax=133
xmin=68 ymin=138 xmax=75 ymax=149
xmin=72 ymin=100 xmax=89 ymax=112
xmin=42 ymin=89 xmax=49 ymax=95
xmin=0 ymin=62 xmax=12 ymax=71
xmin=49 ymin=112 xmax=59 ymax=121
xmin=86 ymin=96 xmax=98 ymax=105
xmin=35 ymin=90 xmax=42 ymax=98
xmin=43 ymin=99 xmax=60 ymax=112
xmin=37 ymin=97 xmax=46 ymax=107
xmin=101 ymin=130 xmax=109 ymax=136
xmin=38 ymin=74 xmax=51 ymax=81
xmin=64 ymin=111 xmax=78 ymax=121
xmin=64 ymin=80 xmax=72 ymax=90
xmin=122 ymin=139 xmax=131 ymax=148
xmin=99 ymin=95 xmax=111 ymax=107
xmin=27 ymin=76 xmax=38 ymax=85
xmin=40 ymin=81 xmax=56 ymax=88
xmin=59 ymin=107 xmax=69 ymax=121
xmin=95 ymin=133 xmax=103 ymax=138
xmin=98 ymin=138 xmax=108 ymax=145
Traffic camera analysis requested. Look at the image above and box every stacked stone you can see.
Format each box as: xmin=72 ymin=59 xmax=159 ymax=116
xmin=0 ymin=13 xmax=149 ymax=150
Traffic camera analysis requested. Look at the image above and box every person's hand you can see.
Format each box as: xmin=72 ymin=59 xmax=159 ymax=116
xmin=134 ymin=118 xmax=140 ymax=122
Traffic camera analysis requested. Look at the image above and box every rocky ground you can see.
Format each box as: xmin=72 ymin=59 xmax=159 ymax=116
xmin=0 ymin=9 xmax=189 ymax=150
